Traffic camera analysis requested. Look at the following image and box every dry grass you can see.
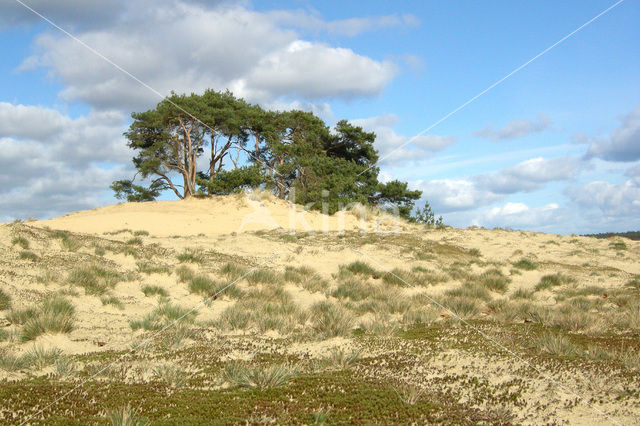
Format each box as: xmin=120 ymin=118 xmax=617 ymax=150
xmin=177 ymin=248 xmax=205 ymax=264
xmin=68 ymin=265 xmax=126 ymax=296
xmin=105 ymin=405 xmax=149 ymax=426
xmin=0 ymin=289 xmax=11 ymax=310
xmin=222 ymin=363 xmax=299 ymax=389
xmin=21 ymin=295 xmax=75 ymax=341
xmin=141 ymin=285 xmax=168 ymax=297
xmin=534 ymin=333 xmax=579 ymax=357
xmin=512 ymin=258 xmax=537 ymax=271
xmin=311 ymin=301 xmax=355 ymax=338
xmin=535 ymin=273 xmax=576 ymax=291
xmin=11 ymin=236 xmax=30 ymax=249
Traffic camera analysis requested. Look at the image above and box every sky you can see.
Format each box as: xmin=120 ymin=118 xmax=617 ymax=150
xmin=0 ymin=0 xmax=638 ymax=234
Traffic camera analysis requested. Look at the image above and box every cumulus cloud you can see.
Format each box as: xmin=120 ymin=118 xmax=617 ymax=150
xmin=351 ymin=114 xmax=456 ymax=164
xmin=478 ymin=202 xmax=564 ymax=229
xmin=0 ymin=103 xmax=133 ymax=220
xmin=474 ymin=114 xmax=551 ymax=141
xmin=565 ymin=178 xmax=640 ymax=217
xmin=244 ymin=41 xmax=397 ymax=100
xmin=409 ymin=156 xmax=582 ymax=216
xmin=18 ymin=2 xmax=397 ymax=112
xmin=413 ymin=179 xmax=502 ymax=213
xmin=584 ymin=104 xmax=640 ymax=162
xmin=475 ymin=156 xmax=582 ymax=194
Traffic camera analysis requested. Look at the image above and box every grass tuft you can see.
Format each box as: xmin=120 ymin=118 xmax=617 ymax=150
xmin=21 ymin=295 xmax=75 ymax=341
xmin=511 ymin=288 xmax=535 ymax=300
xmin=61 ymin=236 xmax=82 ymax=252
xmin=443 ymin=296 xmax=480 ymax=319
xmin=141 ymin=285 xmax=168 ymax=297
xmin=177 ymin=249 xmax=205 ymax=264
xmin=68 ymin=264 xmax=126 ymax=295
xmin=136 ymin=261 xmax=171 ymax=275
xmin=478 ymin=268 xmax=510 ymax=293
xmin=245 ymin=269 xmax=280 ymax=285
xmin=512 ymin=258 xmax=537 ymax=271
xmin=220 ymin=262 xmax=249 ymax=280
xmin=311 ymin=301 xmax=354 ymax=338
xmin=152 ymin=364 xmax=187 ymax=388
xmin=101 ymin=295 xmax=125 ymax=309
xmin=222 ymin=363 xmax=299 ymax=389
xmin=0 ymin=289 xmax=11 ymax=310
xmin=534 ymin=332 xmax=579 ymax=357
xmin=19 ymin=250 xmax=39 ymax=261
xmin=126 ymin=237 xmax=143 ymax=246
xmin=105 ymin=404 xmax=149 ymax=426
xmin=322 ymin=348 xmax=362 ymax=370
xmin=11 ymin=236 xmax=30 ymax=249
xmin=23 ymin=345 xmax=63 ymax=369
xmin=535 ymin=273 xmax=576 ymax=291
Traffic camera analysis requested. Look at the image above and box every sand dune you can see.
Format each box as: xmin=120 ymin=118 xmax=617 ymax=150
xmin=1 ymin=194 xmax=639 ymax=424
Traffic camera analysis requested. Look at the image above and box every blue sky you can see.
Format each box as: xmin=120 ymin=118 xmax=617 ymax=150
xmin=0 ymin=0 xmax=638 ymax=234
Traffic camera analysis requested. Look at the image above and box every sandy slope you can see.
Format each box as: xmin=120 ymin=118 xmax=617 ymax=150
xmin=1 ymin=194 xmax=639 ymax=424
xmin=34 ymin=194 xmax=409 ymax=237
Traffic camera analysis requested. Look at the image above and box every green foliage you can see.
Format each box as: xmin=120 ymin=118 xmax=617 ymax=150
xmin=113 ymin=89 xmax=429 ymax=217
xmin=411 ymin=201 xmax=444 ymax=228
xmin=583 ymin=231 xmax=640 ymax=240
xmin=197 ymin=165 xmax=262 ymax=195
xmin=111 ymin=180 xmax=163 ymax=202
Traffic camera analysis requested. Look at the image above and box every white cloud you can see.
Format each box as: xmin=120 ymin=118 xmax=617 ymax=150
xmin=585 ymin=104 xmax=640 ymax=162
xmin=0 ymin=103 xmax=133 ymax=220
xmin=351 ymin=114 xmax=456 ymax=164
xmin=20 ymin=2 xmax=398 ymax=112
xmin=475 ymin=156 xmax=581 ymax=194
xmin=244 ymin=41 xmax=397 ymax=100
xmin=474 ymin=114 xmax=551 ymax=141
xmin=565 ymin=178 xmax=640 ymax=217
xmin=478 ymin=202 xmax=563 ymax=229
xmin=413 ymin=179 xmax=502 ymax=213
